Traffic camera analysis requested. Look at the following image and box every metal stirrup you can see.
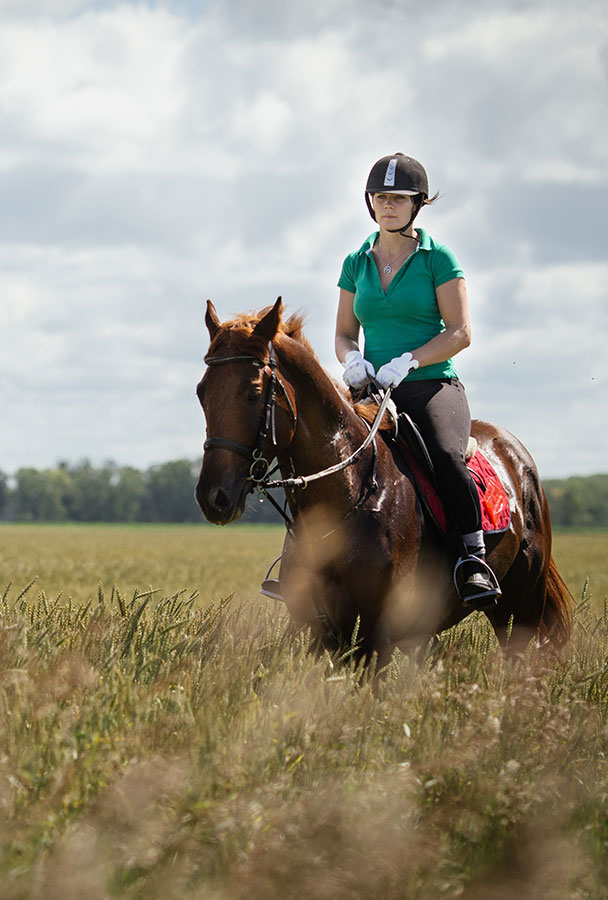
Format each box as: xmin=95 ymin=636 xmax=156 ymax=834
xmin=453 ymin=555 xmax=501 ymax=604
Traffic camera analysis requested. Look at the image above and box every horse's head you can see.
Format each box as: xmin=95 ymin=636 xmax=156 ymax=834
xmin=195 ymin=297 xmax=296 ymax=524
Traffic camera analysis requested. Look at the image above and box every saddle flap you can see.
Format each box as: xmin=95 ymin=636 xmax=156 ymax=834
xmin=389 ymin=414 xmax=510 ymax=535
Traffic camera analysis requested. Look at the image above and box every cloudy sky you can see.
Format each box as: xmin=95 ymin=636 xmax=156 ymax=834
xmin=1 ymin=0 xmax=606 ymax=479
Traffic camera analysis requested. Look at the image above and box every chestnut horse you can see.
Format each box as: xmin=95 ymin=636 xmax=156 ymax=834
xmin=195 ymin=298 xmax=572 ymax=667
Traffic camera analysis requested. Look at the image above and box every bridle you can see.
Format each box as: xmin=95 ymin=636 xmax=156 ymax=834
xmin=202 ymin=340 xmax=393 ymax=517
xmin=203 ymin=341 xmax=297 ymax=484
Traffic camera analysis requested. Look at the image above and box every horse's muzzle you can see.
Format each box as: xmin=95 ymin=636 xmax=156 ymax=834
xmin=195 ymin=472 xmax=250 ymax=525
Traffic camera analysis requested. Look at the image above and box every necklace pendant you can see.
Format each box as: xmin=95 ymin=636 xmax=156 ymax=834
xmin=383 ymin=264 xmax=392 ymax=274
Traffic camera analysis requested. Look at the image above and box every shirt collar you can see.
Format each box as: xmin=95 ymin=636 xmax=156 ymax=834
xmin=416 ymin=227 xmax=431 ymax=250
xmin=363 ymin=227 xmax=430 ymax=256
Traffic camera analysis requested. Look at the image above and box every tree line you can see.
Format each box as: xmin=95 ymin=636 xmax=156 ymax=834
xmin=0 ymin=460 xmax=281 ymax=525
xmin=543 ymin=475 xmax=608 ymax=530
xmin=0 ymin=461 xmax=606 ymax=529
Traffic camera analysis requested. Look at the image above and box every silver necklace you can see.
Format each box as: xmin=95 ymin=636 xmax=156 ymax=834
xmin=376 ymin=242 xmax=411 ymax=274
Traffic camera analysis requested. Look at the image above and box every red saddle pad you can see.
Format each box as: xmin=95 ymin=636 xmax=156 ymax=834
xmin=406 ymin=447 xmax=511 ymax=535
xmin=467 ymin=449 xmax=511 ymax=533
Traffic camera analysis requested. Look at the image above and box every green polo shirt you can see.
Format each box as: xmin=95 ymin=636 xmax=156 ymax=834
xmin=337 ymin=227 xmax=464 ymax=381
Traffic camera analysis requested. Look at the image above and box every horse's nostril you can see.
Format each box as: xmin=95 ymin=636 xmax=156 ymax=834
xmin=211 ymin=487 xmax=230 ymax=512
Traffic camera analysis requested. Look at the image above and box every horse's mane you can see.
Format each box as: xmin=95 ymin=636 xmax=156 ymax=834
xmin=352 ymin=397 xmax=396 ymax=432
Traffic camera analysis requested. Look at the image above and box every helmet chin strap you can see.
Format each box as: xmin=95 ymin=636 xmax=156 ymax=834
xmin=387 ymin=196 xmax=424 ymax=238
xmin=386 ymin=225 xmax=421 ymax=240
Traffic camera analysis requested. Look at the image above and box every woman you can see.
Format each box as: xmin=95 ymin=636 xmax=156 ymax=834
xmin=335 ymin=152 xmax=499 ymax=608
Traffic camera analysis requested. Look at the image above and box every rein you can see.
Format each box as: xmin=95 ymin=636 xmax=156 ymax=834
xmin=203 ymin=341 xmax=391 ymax=514
xmin=262 ymin=387 xmax=393 ymax=491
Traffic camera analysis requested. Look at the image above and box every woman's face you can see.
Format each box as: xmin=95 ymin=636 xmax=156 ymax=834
xmin=371 ymin=192 xmax=414 ymax=230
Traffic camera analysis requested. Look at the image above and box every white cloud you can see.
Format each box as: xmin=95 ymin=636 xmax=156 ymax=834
xmin=0 ymin=0 xmax=84 ymax=16
xmin=0 ymin=6 xmax=187 ymax=173
xmin=419 ymin=5 xmax=608 ymax=185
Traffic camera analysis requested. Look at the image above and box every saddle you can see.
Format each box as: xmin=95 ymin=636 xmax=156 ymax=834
xmin=386 ymin=412 xmax=511 ymax=537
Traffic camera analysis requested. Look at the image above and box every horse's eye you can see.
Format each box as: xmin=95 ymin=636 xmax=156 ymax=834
xmin=247 ymin=388 xmax=262 ymax=403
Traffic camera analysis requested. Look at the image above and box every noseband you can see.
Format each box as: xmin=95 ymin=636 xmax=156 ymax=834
xmin=203 ymin=342 xmax=297 ymax=482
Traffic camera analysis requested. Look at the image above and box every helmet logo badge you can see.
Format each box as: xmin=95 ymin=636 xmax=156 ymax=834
xmin=384 ymin=158 xmax=397 ymax=187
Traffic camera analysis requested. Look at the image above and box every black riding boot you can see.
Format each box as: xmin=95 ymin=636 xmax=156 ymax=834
xmin=458 ymin=555 xmax=501 ymax=610
xmin=455 ymin=531 xmax=501 ymax=610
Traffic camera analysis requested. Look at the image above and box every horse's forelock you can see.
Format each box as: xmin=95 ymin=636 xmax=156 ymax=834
xmin=206 ymin=309 xmax=268 ymax=358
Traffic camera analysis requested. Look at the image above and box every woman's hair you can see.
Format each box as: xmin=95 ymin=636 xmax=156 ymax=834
xmin=422 ymin=191 xmax=440 ymax=205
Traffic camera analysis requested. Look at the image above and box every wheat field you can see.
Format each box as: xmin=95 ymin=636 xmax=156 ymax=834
xmin=0 ymin=524 xmax=607 ymax=899
xmin=1 ymin=523 xmax=605 ymax=608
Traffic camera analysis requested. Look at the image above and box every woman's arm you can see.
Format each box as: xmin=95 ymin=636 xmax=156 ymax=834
xmin=411 ymin=277 xmax=471 ymax=368
xmin=334 ymin=288 xmax=361 ymax=363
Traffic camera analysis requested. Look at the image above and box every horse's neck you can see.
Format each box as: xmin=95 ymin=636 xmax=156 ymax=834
xmin=277 ymin=343 xmax=369 ymax=504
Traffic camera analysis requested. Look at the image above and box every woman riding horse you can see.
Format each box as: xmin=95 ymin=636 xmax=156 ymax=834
xmin=336 ymin=152 xmax=498 ymax=608
xmin=196 ymin=297 xmax=572 ymax=667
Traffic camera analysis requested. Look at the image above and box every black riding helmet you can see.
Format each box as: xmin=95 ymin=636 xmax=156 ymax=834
xmin=365 ymin=153 xmax=430 ymax=235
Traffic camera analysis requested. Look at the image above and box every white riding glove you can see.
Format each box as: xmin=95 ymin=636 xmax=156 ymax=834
xmin=375 ymin=352 xmax=419 ymax=389
xmin=342 ymin=350 xmax=375 ymax=390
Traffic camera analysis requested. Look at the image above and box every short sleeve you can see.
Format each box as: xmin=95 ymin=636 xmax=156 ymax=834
xmin=429 ymin=243 xmax=464 ymax=288
xmin=337 ymin=254 xmax=356 ymax=292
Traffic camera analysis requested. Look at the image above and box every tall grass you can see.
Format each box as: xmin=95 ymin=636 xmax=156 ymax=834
xmin=1 ymin=562 xmax=608 ymax=898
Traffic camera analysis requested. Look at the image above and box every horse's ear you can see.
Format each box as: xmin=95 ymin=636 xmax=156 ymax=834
xmin=205 ymin=300 xmax=221 ymax=339
xmin=253 ymin=296 xmax=282 ymax=342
